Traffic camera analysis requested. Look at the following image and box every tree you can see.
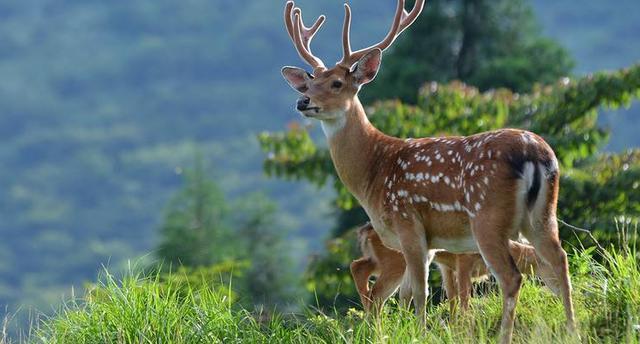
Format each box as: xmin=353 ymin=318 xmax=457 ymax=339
xmin=233 ymin=193 xmax=299 ymax=307
xmin=363 ymin=0 xmax=574 ymax=104
xmin=156 ymin=158 xmax=298 ymax=308
xmin=156 ymin=157 xmax=231 ymax=267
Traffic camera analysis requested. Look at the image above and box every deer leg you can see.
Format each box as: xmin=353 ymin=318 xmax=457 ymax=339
xmin=398 ymin=225 xmax=430 ymax=325
xmin=473 ymin=219 xmax=522 ymax=344
xmin=456 ymin=255 xmax=475 ymax=312
xmin=438 ymin=264 xmax=459 ymax=315
xmin=524 ymin=217 xmax=576 ymax=333
xmin=398 ymin=269 xmax=413 ymax=308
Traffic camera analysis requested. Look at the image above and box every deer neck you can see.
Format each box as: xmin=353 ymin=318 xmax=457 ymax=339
xmin=322 ymin=97 xmax=385 ymax=201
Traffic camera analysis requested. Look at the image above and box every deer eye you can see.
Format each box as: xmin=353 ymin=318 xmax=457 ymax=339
xmin=331 ymin=80 xmax=343 ymax=89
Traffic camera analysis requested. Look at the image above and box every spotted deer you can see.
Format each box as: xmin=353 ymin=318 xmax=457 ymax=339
xmin=350 ymin=222 xmax=562 ymax=315
xmin=280 ymin=1 xmax=575 ymax=342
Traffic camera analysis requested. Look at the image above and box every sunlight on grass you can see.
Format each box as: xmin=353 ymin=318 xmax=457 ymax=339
xmin=25 ymin=242 xmax=640 ymax=344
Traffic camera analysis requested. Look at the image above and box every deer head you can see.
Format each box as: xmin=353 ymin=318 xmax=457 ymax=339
xmin=281 ymin=0 xmax=425 ymax=121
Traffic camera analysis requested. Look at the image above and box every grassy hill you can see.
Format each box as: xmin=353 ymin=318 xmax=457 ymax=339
xmin=26 ymin=243 xmax=640 ymax=343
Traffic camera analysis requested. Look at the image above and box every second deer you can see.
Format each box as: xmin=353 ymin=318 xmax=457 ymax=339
xmin=350 ymin=222 xmax=562 ymax=315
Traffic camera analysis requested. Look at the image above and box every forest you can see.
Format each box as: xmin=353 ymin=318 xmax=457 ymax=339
xmin=0 ymin=0 xmax=638 ymax=342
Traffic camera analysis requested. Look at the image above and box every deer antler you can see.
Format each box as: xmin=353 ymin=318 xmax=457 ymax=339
xmin=338 ymin=0 xmax=425 ymax=68
xmin=284 ymin=1 xmax=327 ymax=73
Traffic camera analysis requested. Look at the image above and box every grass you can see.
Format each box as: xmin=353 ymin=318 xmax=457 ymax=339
xmin=14 ymin=242 xmax=640 ymax=343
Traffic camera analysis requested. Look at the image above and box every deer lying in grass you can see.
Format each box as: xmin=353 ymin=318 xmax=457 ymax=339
xmin=350 ymin=222 xmax=562 ymax=314
xmin=281 ymin=1 xmax=575 ymax=342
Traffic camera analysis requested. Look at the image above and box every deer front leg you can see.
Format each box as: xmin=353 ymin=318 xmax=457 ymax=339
xmin=350 ymin=258 xmax=376 ymax=312
xmin=397 ymin=225 xmax=430 ymax=325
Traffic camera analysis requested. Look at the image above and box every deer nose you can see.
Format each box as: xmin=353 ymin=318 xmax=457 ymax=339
xmin=297 ymin=96 xmax=311 ymax=111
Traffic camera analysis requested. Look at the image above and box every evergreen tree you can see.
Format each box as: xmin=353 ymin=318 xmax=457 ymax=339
xmin=363 ymin=0 xmax=574 ymax=104
xmin=156 ymin=157 xmax=230 ymax=267
xmin=233 ymin=193 xmax=298 ymax=307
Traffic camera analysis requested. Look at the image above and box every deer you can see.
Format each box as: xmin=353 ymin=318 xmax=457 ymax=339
xmin=350 ymin=222 xmax=562 ymax=315
xmin=280 ymin=1 xmax=576 ymax=342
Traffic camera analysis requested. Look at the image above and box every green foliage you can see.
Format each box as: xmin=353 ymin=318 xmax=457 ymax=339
xmin=157 ymin=158 xmax=231 ymax=267
xmin=363 ymin=0 xmax=575 ymax=104
xmin=31 ymin=244 xmax=640 ymax=343
xmin=232 ymin=193 xmax=301 ymax=307
xmin=304 ymin=232 xmax=361 ymax=312
xmin=155 ymin=158 xmax=299 ymax=309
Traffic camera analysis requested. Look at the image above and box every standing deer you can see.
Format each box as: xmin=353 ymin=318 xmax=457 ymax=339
xmin=280 ymin=1 xmax=575 ymax=342
xmin=350 ymin=222 xmax=562 ymax=315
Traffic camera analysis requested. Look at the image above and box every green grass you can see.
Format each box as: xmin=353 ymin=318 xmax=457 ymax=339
xmin=19 ymin=243 xmax=640 ymax=343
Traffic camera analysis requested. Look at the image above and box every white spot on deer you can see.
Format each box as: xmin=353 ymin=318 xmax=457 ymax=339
xmin=440 ymin=203 xmax=455 ymax=212
xmin=420 ymin=196 xmax=428 ymax=202
xmin=484 ymin=176 xmax=490 ymax=185
xmin=488 ymin=150 xmax=492 ymax=158
xmin=462 ymin=206 xmax=475 ymax=218
xmin=398 ymin=190 xmax=409 ymax=198
xmin=431 ymin=175 xmax=439 ymax=183
xmin=393 ymin=205 xmax=399 ymax=212
xmin=454 ymin=201 xmax=462 ymax=211
xmin=444 ymin=176 xmax=451 ymax=185
xmin=416 ymin=172 xmax=424 ymax=181
xmin=465 ymin=192 xmax=470 ymax=203
xmin=475 ymin=203 xmax=482 ymax=211
xmin=447 ymin=150 xmax=453 ymax=155
xmin=402 ymin=212 xmax=408 ymax=219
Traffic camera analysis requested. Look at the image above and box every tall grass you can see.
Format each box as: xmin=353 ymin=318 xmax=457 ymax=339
xmin=22 ymin=241 xmax=640 ymax=343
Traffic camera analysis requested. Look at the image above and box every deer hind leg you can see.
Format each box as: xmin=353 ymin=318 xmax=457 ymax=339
xmin=397 ymin=223 xmax=430 ymax=325
xmin=455 ymin=254 xmax=476 ymax=312
xmin=438 ymin=264 xmax=459 ymax=315
xmin=523 ymin=174 xmax=576 ymax=333
xmin=472 ymin=216 xmax=522 ymax=344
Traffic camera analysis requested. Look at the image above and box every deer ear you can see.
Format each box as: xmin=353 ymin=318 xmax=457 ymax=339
xmin=352 ymin=49 xmax=382 ymax=85
xmin=281 ymin=66 xmax=313 ymax=93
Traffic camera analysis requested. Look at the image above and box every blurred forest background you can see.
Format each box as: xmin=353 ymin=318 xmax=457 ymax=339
xmin=0 ymin=0 xmax=638 ymax=332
